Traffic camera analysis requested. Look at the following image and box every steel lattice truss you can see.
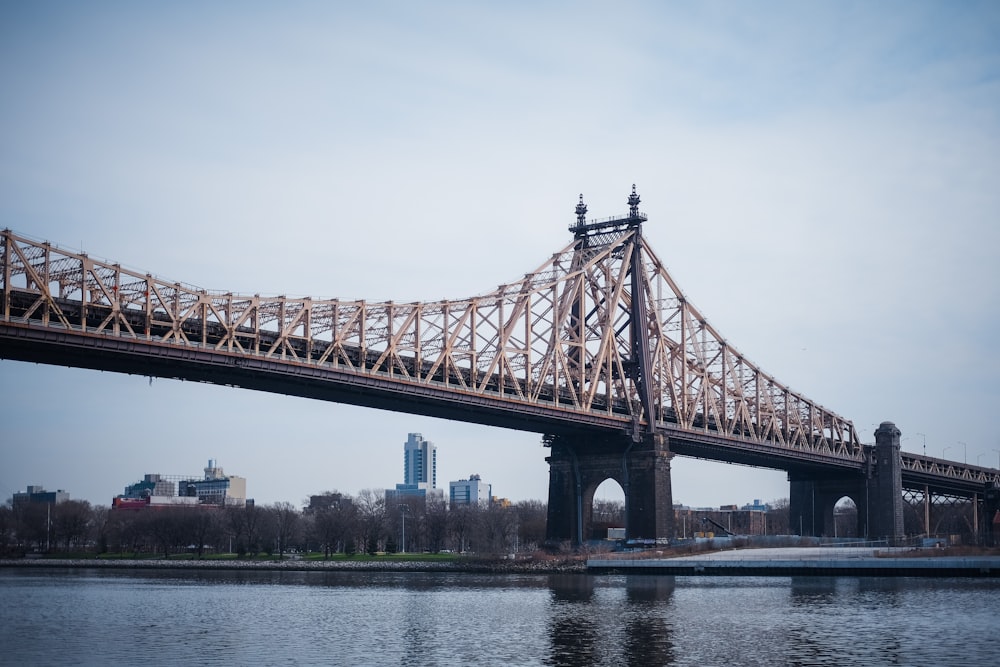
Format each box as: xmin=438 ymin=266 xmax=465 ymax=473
xmin=1 ymin=205 xmax=867 ymax=463
xmin=901 ymin=455 xmax=999 ymax=488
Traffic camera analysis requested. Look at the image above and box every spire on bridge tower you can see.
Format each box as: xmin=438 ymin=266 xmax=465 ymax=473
xmin=569 ymin=185 xmax=647 ymax=240
xmin=628 ymin=184 xmax=641 ymax=218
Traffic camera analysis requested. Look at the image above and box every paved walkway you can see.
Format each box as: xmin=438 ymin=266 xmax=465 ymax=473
xmin=588 ymin=547 xmax=1000 ymax=576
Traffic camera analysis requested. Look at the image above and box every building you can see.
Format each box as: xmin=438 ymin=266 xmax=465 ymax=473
xmin=113 ymin=460 xmax=247 ymax=509
xmin=12 ymin=485 xmax=69 ymax=507
xmin=403 ymin=433 xmax=436 ymax=488
xmin=179 ymin=460 xmax=247 ymax=505
xmin=306 ymin=493 xmax=352 ymax=513
xmin=386 ymin=433 xmax=443 ymax=503
xmin=121 ymin=474 xmax=176 ymax=499
xmin=449 ymin=474 xmax=491 ymax=508
xmin=741 ymin=499 xmax=771 ymax=512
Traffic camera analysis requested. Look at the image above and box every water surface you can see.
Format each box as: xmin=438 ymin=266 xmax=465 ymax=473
xmin=1 ymin=569 xmax=995 ymax=666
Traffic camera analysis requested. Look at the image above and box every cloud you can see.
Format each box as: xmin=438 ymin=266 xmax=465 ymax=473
xmin=1 ymin=2 xmax=998 ymax=507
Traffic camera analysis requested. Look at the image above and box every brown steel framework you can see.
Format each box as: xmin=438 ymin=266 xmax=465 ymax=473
xmin=1 ymin=187 xmax=997 ymax=541
xmin=0 ymin=193 xmax=863 ymax=455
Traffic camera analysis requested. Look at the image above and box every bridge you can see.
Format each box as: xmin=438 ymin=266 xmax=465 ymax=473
xmin=2 ymin=187 xmax=998 ymax=545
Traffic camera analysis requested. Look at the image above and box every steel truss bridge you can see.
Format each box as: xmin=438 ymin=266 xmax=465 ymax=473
xmin=2 ymin=188 xmax=997 ymax=542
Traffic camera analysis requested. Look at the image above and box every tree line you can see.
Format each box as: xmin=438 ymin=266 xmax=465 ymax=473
xmin=0 ymin=491 xmax=567 ymax=558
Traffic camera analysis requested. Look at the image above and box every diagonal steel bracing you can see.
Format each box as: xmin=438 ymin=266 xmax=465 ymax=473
xmin=2 ymin=193 xmax=998 ymax=493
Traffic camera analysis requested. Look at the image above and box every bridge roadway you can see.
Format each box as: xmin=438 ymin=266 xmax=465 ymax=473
xmin=3 ymin=310 xmax=996 ymax=499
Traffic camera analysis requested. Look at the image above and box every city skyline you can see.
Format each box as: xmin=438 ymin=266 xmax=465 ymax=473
xmin=2 ymin=3 xmax=998 ymax=510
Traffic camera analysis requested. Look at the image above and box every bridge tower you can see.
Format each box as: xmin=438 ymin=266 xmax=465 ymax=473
xmin=545 ymin=431 xmax=674 ymax=545
xmin=867 ymin=421 xmax=905 ymax=540
xmin=544 ymin=187 xmax=675 ymax=546
xmin=788 ymin=421 xmax=905 ymax=541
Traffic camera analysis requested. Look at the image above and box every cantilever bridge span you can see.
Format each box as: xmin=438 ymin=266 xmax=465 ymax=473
xmin=2 ymin=189 xmax=997 ymax=544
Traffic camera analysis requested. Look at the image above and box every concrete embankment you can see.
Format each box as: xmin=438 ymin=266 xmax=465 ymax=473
xmin=588 ymin=547 xmax=1000 ymax=577
xmin=0 ymin=557 xmax=587 ymax=575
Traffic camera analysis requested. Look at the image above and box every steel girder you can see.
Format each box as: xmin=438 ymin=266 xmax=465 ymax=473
xmin=2 ymin=218 xmax=993 ymax=490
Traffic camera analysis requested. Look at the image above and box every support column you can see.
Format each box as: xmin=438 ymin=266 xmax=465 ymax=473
xmin=545 ymin=440 xmax=578 ymax=545
xmin=624 ymin=432 xmax=674 ymax=542
xmin=866 ymin=421 xmax=904 ymax=542
xmin=983 ymin=483 xmax=1000 ymax=546
xmin=789 ymin=479 xmax=819 ymax=536
xmin=544 ymin=431 xmax=675 ymax=546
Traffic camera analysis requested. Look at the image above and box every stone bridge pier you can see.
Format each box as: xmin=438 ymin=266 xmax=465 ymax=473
xmin=789 ymin=421 xmax=904 ymax=541
xmin=545 ymin=431 xmax=674 ymax=545
xmin=983 ymin=483 xmax=1000 ymax=546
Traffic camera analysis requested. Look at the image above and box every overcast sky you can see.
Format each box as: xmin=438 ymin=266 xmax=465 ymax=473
xmin=2 ymin=2 xmax=998 ymax=510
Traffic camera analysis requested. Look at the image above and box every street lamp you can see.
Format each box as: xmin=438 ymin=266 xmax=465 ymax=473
xmin=994 ymin=448 xmax=1000 ymax=469
xmin=915 ymin=432 xmax=926 ymax=457
xmin=943 ymin=445 xmax=952 ymax=459
xmin=958 ymin=441 xmax=967 ymax=464
xmin=399 ymin=504 xmax=409 ymax=554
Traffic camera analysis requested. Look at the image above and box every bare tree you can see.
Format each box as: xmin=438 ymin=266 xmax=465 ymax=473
xmin=91 ymin=505 xmax=110 ymax=554
xmin=767 ymin=498 xmax=790 ymax=535
xmin=52 ymin=500 xmax=93 ymax=551
xmin=0 ymin=504 xmax=13 ymax=555
xmin=187 ymin=509 xmax=221 ymax=558
xmin=480 ymin=503 xmax=517 ymax=555
xmin=145 ymin=508 xmax=186 ymax=558
xmin=312 ymin=493 xmax=357 ymax=558
xmin=424 ymin=496 xmax=449 ymax=553
xmin=449 ymin=504 xmax=477 ymax=553
xmin=513 ymin=500 xmax=547 ymax=551
xmin=226 ymin=502 xmax=267 ymax=557
xmin=355 ymin=489 xmax=387 ymax=554
xmin=15 ymin=502 xmax=50 ymax=551
xmin=271 ymin=502 xmax=301 ymax=558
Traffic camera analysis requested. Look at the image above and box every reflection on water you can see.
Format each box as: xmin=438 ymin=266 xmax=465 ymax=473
xmin=623 ymin=576 xmax=675 ymax=667
xmin=1 ymin=569 xmax=997 ymax=666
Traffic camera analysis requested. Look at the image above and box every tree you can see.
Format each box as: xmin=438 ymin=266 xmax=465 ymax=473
xmin=513 ymin=500 xmax=547 ymax=551
xmin=591 ymin=499 xmax=625 ymax=539
xmin=767 ymin=498 xmax=790 ymax=535
xmin=187 ymin=509 xmax=221 ymax=558
xmin=145 ymin=508 xmax=186 ymax=558
xmin=480 ymin=503 xmax=517 ymax=555
xmin=270 ymin=502 xmax=300 ymax=558
xmin=424 ymin=496 xmax=449 ymax=553
xmin=15 ymin=502 xmax=50 ymax=551
xmin=107 ymin=508 xmax=146 ymax=555
xmin=0 ymin=504 xmax=13 ymax=555
xmin=51 ymin=500 xmax=93 ymax=551
xmin=449 ymin=504 xmax=477 ymax=553
xmin=312 ymin=493 xmax=357 ymax=558
xmin=227 ymin=502 xmax=266 ymax=557
xmin=91 ymin=505 xmax=111 ymax=554
xmin=355 ymin=489 xmax=387 ymax=554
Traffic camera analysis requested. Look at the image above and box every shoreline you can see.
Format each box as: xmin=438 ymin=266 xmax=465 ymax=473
xmin=7 ymin=546 xmax=1000 ymax=577
xmin=588 ymin=546 xmax=1000 ymax=578
xmin=0 ymin=557 xmax=588 ymax=575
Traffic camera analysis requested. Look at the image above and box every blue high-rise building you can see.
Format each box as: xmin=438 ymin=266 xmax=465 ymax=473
xmin=403 ymin=432 xmax=437 ymax=488
xmin=387 ymin=433 xmax=442 ymax=503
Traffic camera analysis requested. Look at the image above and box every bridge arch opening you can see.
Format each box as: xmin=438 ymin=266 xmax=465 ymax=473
xmin=590 ymin=478 xmax=625 ymax=542
xmin=834 ymin=496 xmax=858 ymax=538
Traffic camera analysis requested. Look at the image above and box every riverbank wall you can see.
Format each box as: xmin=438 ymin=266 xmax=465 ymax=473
xmin=588 ymin=546 xmax=1000 ymax=577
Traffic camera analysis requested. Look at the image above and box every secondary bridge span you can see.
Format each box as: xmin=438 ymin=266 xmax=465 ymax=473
xmin=2 ymin=187 xmax=997 ymax=543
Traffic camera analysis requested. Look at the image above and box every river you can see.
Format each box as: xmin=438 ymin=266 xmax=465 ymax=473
xmin=1 ymin=568 xmax=996 ymax=665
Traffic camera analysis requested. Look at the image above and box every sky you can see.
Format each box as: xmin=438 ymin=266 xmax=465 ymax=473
xmin=1 ymin=2 xmax=998 ymax=510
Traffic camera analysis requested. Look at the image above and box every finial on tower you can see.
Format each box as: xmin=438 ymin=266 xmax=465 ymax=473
xmin=575 ymin=194 xmax=588 ymax=225
xmin=627 ymin=184 xmax=641 ymax=218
